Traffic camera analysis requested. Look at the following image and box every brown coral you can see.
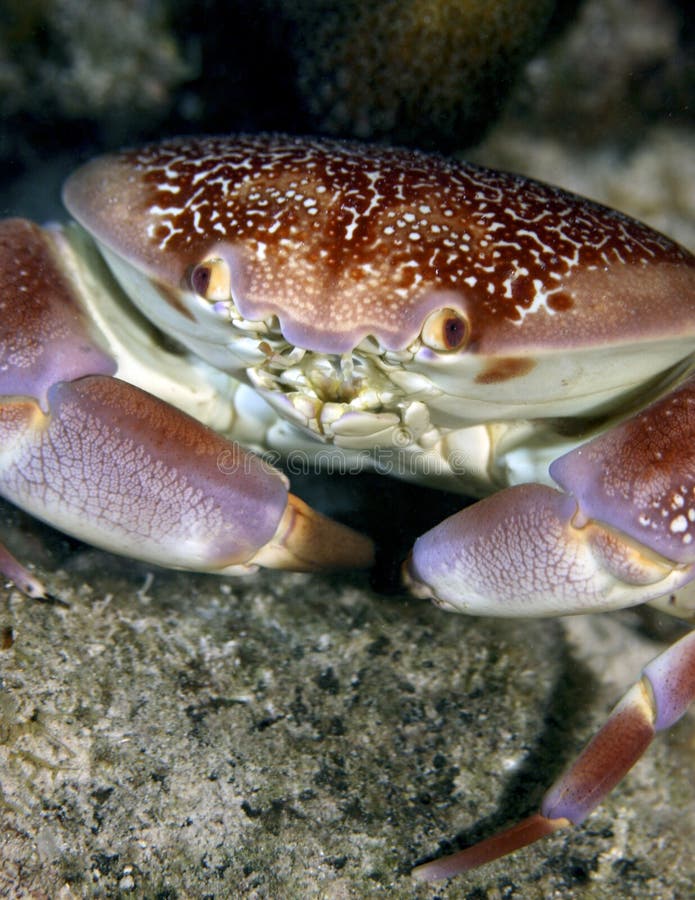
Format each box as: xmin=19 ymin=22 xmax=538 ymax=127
xmin=272 ymin=0 xmax=562 ymax=148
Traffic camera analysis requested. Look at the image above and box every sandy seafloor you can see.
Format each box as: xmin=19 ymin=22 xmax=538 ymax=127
xmin=1 ymin=6 xmax=694 ymax=899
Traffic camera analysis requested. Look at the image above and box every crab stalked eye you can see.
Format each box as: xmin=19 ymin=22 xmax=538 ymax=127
xmin=421 ymin=308 xmax=470 ymax=352
xmin=188 ymin=257 xmax=231 ymax=301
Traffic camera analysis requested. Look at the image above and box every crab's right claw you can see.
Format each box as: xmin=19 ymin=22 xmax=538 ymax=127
xmin=0 ymin=219 xmax=373 ymax=597
xmin=412 ymin=629 xmax=695 ymax=881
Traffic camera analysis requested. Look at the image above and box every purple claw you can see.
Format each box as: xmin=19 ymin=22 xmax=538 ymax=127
xmin=0 ymin=216 xmax=373 ymax=592
xmin=405 ymin=482 xmax=695 ymax=617
xmin=1 ymin=376 xmax=373 ymax=581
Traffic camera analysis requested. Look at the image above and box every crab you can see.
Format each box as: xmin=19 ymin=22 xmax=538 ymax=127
xmin=1 ymin=134 xmax=694 ymax=882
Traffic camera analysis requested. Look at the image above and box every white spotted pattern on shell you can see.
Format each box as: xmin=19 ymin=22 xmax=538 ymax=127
xmin=64 ymin=134 xmax=695 ymax=354
xmin=553 ymin=379 xmax=695 ymax=564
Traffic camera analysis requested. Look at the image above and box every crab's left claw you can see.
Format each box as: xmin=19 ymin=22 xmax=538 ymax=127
xmin=405 ymin=374 xmax=695 ymax=878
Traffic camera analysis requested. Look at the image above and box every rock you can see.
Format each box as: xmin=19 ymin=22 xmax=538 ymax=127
xmin=0 ymin=495 xmax=693 ymax=896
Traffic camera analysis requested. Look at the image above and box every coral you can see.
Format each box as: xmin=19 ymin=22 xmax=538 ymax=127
xmin=0 ymin=0 xmax=189 ymax=136
xmin=270 ymin=0 xmax=564 ymax=148
xmin=505 ymin=0 xmax=694 ymax=145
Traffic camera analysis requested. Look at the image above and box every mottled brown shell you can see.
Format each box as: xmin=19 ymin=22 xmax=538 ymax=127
xmin=64 ymin=134 xmax=695 ymax=354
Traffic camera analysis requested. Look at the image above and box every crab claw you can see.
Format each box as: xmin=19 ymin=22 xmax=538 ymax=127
xmin=406 ymin=374 xmax=695 ymax=616
xmin=0 ymin=219 xmax=373 ymax=594
xmin=405 ymin=374 xmax=695 ymax=878
xmin=404 ymin=482 xmax=695 ymax=617
xmin=0 ymin=376 xmax=373 ymax=582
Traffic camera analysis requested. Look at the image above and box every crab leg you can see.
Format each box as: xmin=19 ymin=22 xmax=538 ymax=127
xmin=413 ymin=628 xmax=695 ymax=881
xmin=405 ymin=374 xmax=695 ymax=878
xmin=0 ymin=543 xmax=50 ymax=599
xmin=0 ymin=220 xmax=373 ymax=596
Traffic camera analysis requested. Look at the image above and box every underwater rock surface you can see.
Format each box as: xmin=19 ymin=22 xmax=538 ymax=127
xmin=0 ymin=500 xmax=693 ymax=897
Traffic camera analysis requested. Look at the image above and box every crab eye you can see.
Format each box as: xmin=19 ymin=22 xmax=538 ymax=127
xmin=188 ymin=257 xmax=231 ymax=301
xmin=421 ymin=308 xmax=469 ymax=352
